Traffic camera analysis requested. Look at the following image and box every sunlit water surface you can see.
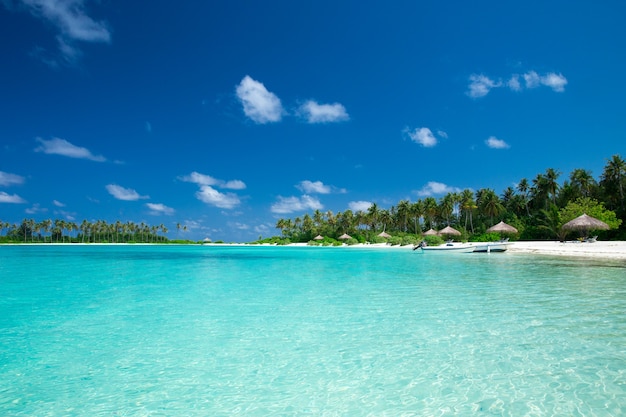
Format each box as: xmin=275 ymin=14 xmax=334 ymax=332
xmin=1 ymin=245 xmax=625 ymax=416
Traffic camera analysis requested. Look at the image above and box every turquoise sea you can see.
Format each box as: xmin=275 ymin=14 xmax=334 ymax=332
xmin=1 ymin=245 xmax=625 ymax=416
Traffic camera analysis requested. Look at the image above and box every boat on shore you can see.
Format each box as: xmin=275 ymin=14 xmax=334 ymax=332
xmin=418 ymin=242 xmax=475 ymax=253
xmin=472 ymin=241 xmax=511 ymax=253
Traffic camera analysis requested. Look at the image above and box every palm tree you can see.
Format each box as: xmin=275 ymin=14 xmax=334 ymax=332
xmin=516 ymin=178 xmax=531 ymax=216
xmin=478 ymin=189 xmax=504 ymax=226
xmin=601 ymin=154 xmax=626 ymax=211
xmin=423 ymin=197 xmax=438 ymax=230
xmin=397 ymin=200 xmax=411 ymax=232
xmin=367 ymin=203 xmax=379 ymax=231
xmin=409 ymin=200 xmax=424 ymax=234
xmin=460 ymin=189 xmax=477 ymax=233
xmin=439 ymin=194 xmax=454 ymax=226
xmin=570 ymin=168 xmax=596 ymax=199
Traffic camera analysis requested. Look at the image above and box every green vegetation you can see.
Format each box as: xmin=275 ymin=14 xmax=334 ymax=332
xmin=2 ymin=155 xmax=624 ymax=245
xmin=273 ymin=154 xmax=626 ymax=244
xmin=0 ymin=219 xmax=196 ymax=244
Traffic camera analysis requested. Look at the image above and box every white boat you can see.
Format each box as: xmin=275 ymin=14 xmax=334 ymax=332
xmin=472 ymin=241 xmax=511 ymax=253
xmin=418 ymin=242 xmax=475 ymax=253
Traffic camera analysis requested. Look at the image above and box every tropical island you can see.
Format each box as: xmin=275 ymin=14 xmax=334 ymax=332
xmin=1 ymin=155 xmax=625 ymax=247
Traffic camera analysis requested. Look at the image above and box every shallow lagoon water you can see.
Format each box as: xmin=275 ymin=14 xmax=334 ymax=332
xmin=1 ymin=245 xmax=625 ymax=416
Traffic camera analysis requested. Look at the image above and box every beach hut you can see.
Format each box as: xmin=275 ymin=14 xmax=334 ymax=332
xmin=438 ymin=226 xmax=461 ymax=237
xmin=486 ymin=221 xmax=518 ymax=234
xmin=314 ymin=235 xmax=324 ymax=240
xmin=338 ymin=233 xmax=352 ymax=240
xmin=423 ymin=228 xmax=438 ymax=236
xmin=561 ymin=213 xmax=609 ymax=238
xmin=377 ymin=231 xmax=391 ymax=238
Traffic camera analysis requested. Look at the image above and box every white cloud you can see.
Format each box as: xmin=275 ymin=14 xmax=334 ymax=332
xmin=195 ymin=185 xmax=240 ymax=209
xmin=437 ymin=130 xmax=448 ymax=139
xmin=469 ymin=70 xmax=568 ymax=97
xmin=270 ymin=195 xmax=323 ymax=214
xmin=298 ymin=100 xmax=349 ymax=123
xmin=485 ymin=136 xmax=510 ymax=149
xmin=105 ymin=184 xmax=149 ymax=201
xmin=14 ymin=0 xmax=110 ymax=64
xmin=416 ymin=181 xmax=461 ymax=197
xmin=146 ymin=203 xmax=175 ymax=215
xmin=507 ymin=75 xmax=522 ymax=91
xmin=35 ymin=137 xmax=106 ymax=161
xmin=0 ymin=171 xmax=25 ymax=186
xmin=297 ymin=180 xmax=331 ymax=194
xmin=541 ymin=72 xmax=568 ymax=92
xmin=348 ymin=200 xmax=372 ymax=212
xmin=53 ymin=199 xmax=65 ymax=207
xmin=236 ymin=75 xmax=284 ymax=123
xmin=180 ymin=172 xmax=220 ymax=186
xmin=25 ymin=203 xmax=47 ymax=213
xmin=180 ymin=172 xmax=246 ymax=190
xmin=467 ymin=74 xmax=501 ymax=98
xmin=407 ymin=127 xmax=438 ymax=147
xmin=222 ymin=180 xmax=246 ymax=190
xmin=232 ymin=222 xmax=250 ymax=230
xmin=523 ymin=71 xmax=541 ymax=89
xmin=0 ymin=191 xmax=27 ymax=203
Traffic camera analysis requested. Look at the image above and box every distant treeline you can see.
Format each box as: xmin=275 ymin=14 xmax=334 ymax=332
xmin=0 ymin=219 xmax=191 ymax=244
xmin=273 ymin=154 xmax=626 ymax=244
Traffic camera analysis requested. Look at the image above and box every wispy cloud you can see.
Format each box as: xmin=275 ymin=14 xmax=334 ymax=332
xmin=0 ymin=191 xmax=27 ymax=204
xmin=485 ymin=136 xmax=510 ymax=149
xmin=105 ymin=184 xmax=149 ymax=201
xmin=297 ymin=100 xmax=349 ymax=123
xmin=348 ymin=200 xmax=372 ymax=212
xmin=0 ymin=171 xmax=25 ymax=186
xmin=25 ymin=203 xmax=47 ymax=213
xmin=405 ymin=127 xmax=441 ymax=147
xmin=195 ymin=185 xmax=241 ymax=209
xmin=180 ymin=172 xmax=246 ymax=190
xmin=236 ymin=75 xmax=284 ymax=123
xmin=180 ymin=172 xmax=245 ymax=209
xmin=53 ymin=199 xmax=65 ymax=207
xmin=35 ymin=137 xmax=106 ymax=161
xmin=270 ymin=195 xmax=323 ymax=214
xmin=146 ymin=203 xmax=175 ymax=215
xmin=468 ymin=71 xmax=568 ymax=98
xmin=297 ymin=180 xmax=346 ymax=194
xmin=416 ymin=181 xmax=461 ymax=197
xmin=467 ymin=74 xmax=502 ymax=98
xmin=11 ymin=0 xmax=111 ymax=66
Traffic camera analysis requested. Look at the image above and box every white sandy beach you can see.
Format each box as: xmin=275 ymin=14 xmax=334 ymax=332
xmin=506 ymin=240 xmax=626 ymax=260
xmin=333 ymin=240 xmax=626 ymax=260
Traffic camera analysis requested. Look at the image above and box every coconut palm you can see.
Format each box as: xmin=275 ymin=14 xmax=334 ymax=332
xmin=460 ymin=189 xmax=477 ymax=233
xmin=397 ymin=200 xmax=411 ymax=232
xmin=601 ymin=154 xmax=626 ymax=211
xmin=422 ymin=197 xmax=438 ymax=230
xmin=410 ymin=200 xmax=424 ymax=234
xmin=478 ymin=189 xmax=504 ymax=226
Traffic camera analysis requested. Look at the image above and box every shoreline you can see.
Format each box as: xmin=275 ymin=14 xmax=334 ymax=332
xmin=3 ymin=241 xmax=626 ymax=260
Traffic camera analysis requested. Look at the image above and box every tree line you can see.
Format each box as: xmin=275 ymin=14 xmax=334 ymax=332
xmin=273 ymin=154 xmax=626 ymax=244
xmin=0 ymin=219 xmax=192 ymax=244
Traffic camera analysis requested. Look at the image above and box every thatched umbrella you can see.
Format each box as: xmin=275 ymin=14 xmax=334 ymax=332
xmin=377 ymin=231 xmax=391 ymax=238
xmin=438 ymin=226 xmax=461 ymax=237
xmin=423 ymin=228 xmax=438 ymax=236
xmin=562 ymin=213 xmax=609 ymax=237
xmin=314 ymin=235 xmax=324 ymax=240
xmin=486 ymin=221 xmax=518 ymax=234
xmin=338 ymin=233 xmax=352 ymax=240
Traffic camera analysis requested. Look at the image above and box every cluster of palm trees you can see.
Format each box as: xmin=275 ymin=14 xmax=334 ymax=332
xmin=0 ymin=219 xmax=173 ymax=243
xmin=275 ymin=155 xmax=626 ymax=242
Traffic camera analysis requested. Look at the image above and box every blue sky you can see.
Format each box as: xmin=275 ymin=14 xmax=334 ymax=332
xmin=1 ymin=1 xmax=625 ymax=241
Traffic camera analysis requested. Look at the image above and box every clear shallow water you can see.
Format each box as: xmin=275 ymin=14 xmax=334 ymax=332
xmin=1 ymin=245 xmax=625 ymax=416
